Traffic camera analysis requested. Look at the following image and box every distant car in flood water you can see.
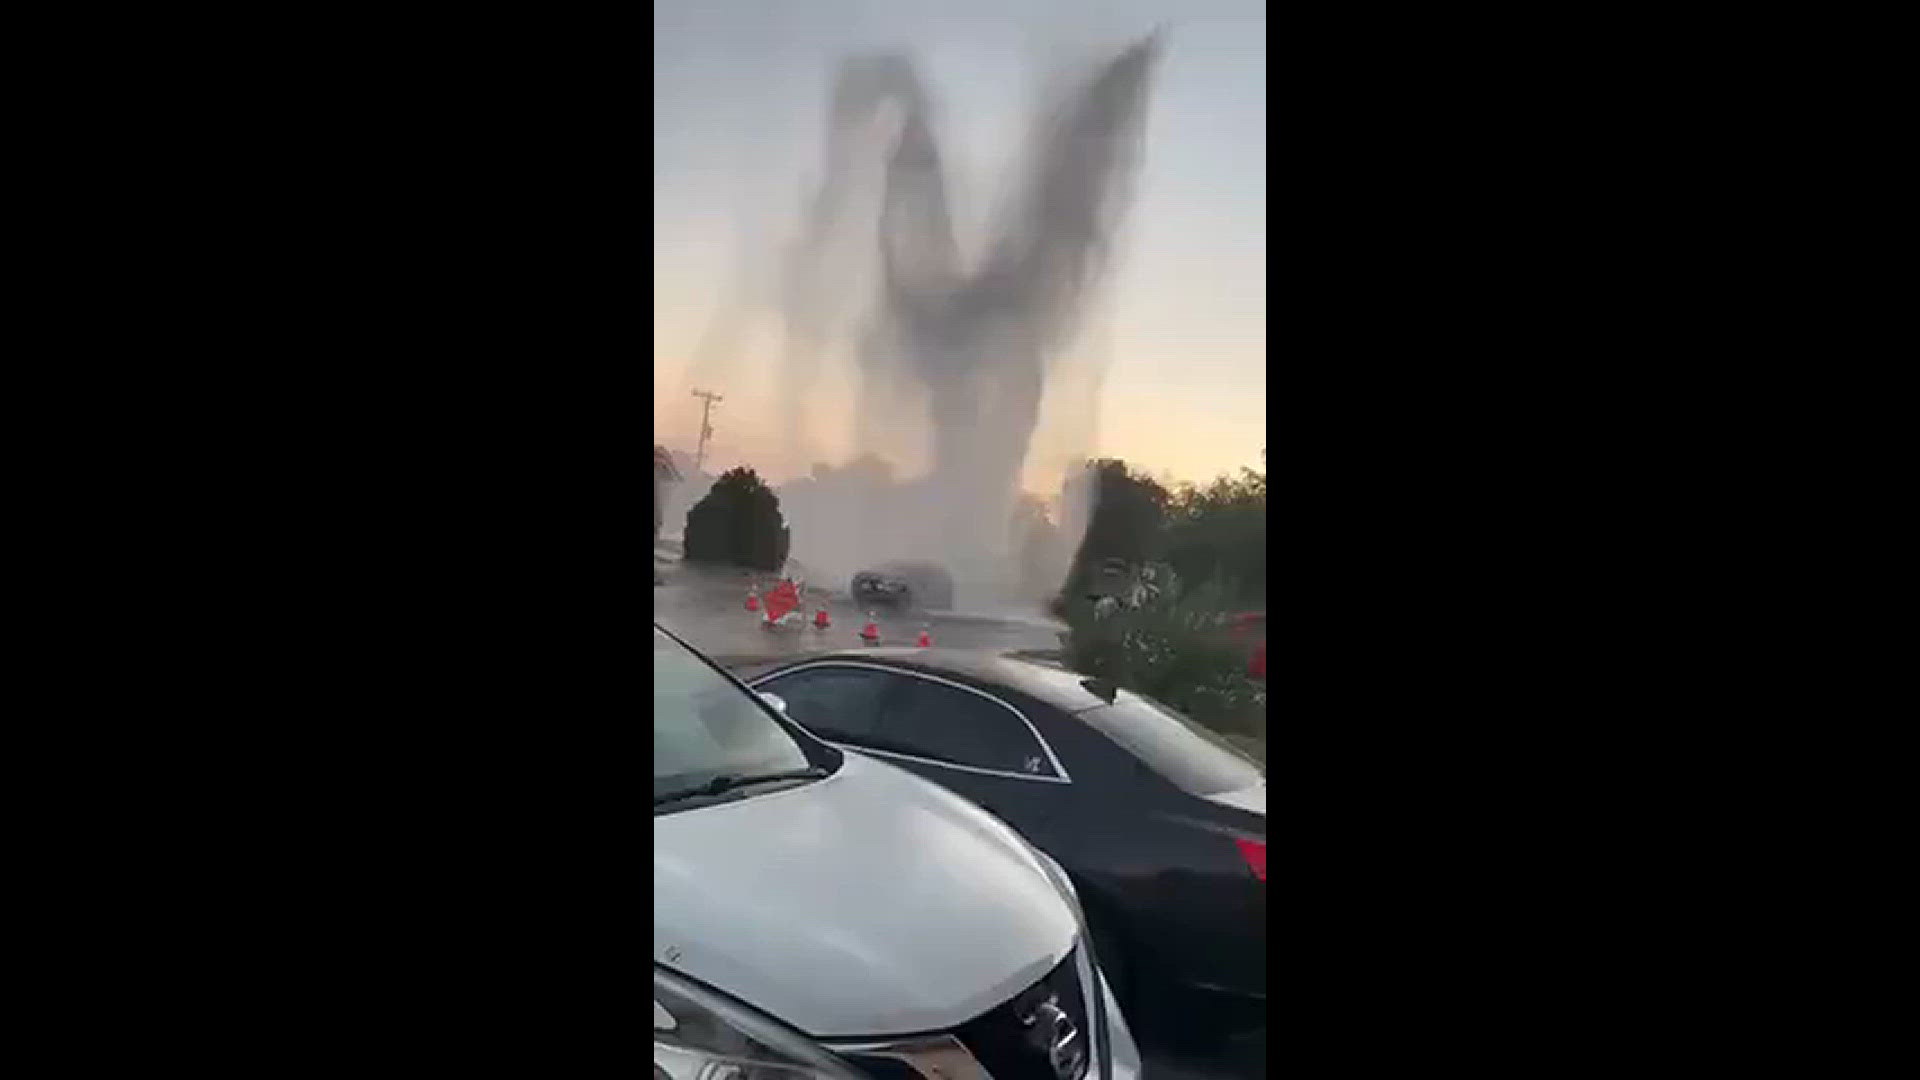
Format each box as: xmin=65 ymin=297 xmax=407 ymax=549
xmin=851 ymin=561 xmax=955 ymax=611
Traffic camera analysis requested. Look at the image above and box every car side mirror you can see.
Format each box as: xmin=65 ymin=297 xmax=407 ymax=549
xmin=758 ymin=691 xmax=788 ymax=714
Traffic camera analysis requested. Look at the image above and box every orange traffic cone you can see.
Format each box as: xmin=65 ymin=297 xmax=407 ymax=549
xmin=859 ymin=613 xmax=880 ymax=645
xmin=814 ymin=606 xmax=831 ymax=630
xmin=745 ymin=586 xmax=760 ymax=612
xmin=915 ymin=624 xmax=932 ymax=648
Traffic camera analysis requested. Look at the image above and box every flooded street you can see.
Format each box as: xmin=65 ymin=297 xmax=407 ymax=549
xmin=654 ymin=553 xmax=1066 ymax=667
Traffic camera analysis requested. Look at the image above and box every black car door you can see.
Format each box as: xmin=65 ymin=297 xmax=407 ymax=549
xmin=986 ymin=690 xmax=1149 ymax=857
xmin=859 ymin=671 xmax=1071 ymax=836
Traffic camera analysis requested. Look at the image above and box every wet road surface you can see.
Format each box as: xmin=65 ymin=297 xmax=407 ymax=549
xmin=654 ymin=556 xmax=1065 ymax=665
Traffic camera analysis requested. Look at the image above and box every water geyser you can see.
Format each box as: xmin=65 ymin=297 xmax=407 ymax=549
xmin=774 ymin=36 xmax=1159 ymax=601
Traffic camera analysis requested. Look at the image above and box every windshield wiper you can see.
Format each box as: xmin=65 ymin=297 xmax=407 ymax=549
xmin=653 ymin=766 xmax=829 ymax=808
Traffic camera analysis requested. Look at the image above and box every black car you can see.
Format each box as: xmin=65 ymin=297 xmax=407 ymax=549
xmin=745 ymin=648 xmax=1266 ymax=1046
xmin=849 ymin=561 xmax=955 ymax=610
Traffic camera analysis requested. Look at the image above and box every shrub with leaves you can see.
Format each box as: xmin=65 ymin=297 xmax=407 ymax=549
xmin=1060 ymin=459 xmax=1171 ymax=607
xmin=1048 ymin=453 xmax=1266 ymax=754
xmin=1060 ymin=570 xmax=1266 ymax=744
xmin=683 ymin=467 xmax=791 ymax=573
xmin=1163 ymin=465 xmax=1265 ymax=608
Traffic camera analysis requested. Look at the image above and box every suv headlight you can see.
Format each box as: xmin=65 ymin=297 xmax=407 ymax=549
xmin=1011 ymin=835 xmax=1143 ymax=1080
xmin=654 ymin=965 xmax=866 ymax=1080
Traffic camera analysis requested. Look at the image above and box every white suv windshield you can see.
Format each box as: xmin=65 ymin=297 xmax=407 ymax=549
xmin=654 ymin=627 xmax=810 ymax=801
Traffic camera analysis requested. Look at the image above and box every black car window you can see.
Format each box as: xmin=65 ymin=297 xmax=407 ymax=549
xmin=756 ymin=666 xmax=894 ymax=744
xmin=1077 ymin=690 xmax=1263 ymax=796
xmin=876 ymin=676 xmax=1059 ymax=778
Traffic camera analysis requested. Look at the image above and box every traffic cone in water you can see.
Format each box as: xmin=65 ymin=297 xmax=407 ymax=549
xmin=745 ymin=586 xmax=760 ymax=613
xmin=814 ymin=606 xmax=831 ymax=630
xmin=859 ymin=613 xmax=880 ymax=645
xmin=915 ymin=624 xmax=932 ymax=648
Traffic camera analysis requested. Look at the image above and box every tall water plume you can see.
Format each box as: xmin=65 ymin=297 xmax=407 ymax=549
xmin=772 ymin=36 xmax=1159 ymax=600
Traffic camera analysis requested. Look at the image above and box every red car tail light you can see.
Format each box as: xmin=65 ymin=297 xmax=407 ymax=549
xmin=1234 ymin=837 xmax=1266 ymax=881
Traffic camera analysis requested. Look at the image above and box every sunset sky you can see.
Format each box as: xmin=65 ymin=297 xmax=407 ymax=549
xmin=654 ymin=0 xmax=1265 ymax=494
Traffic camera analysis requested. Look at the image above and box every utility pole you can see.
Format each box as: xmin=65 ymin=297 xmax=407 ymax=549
xmin=690 ymin=388 xmax=722 ymax=473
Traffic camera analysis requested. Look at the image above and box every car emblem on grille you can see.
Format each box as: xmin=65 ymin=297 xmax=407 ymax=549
xmin=1018 ymin=994 xmax=1086 ymax=1080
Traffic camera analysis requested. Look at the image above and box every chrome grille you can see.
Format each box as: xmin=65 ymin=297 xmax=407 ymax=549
xmin=954 ymin=946 xmax=1091 ymax=1080
xmin=832 ymin=946 xmax=1095 ymax=1080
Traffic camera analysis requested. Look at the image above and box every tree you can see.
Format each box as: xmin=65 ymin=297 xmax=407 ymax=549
xmin=683 ymin=467 xmax=791 ymax=572
xmin=1163 ymin=465 xmax=1266 ymax=606
xmin=1060 ymin=458 xmax=1171 ymax=604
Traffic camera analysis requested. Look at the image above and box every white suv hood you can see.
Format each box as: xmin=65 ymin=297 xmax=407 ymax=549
xmin=654 ymin=751 xmax=1079 ymax=1037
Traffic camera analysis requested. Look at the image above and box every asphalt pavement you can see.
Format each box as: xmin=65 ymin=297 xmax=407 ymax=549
xmin=654 ymin=555 xmax=1065 ymax=665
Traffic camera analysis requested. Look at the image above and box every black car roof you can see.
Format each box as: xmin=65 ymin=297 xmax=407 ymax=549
xmin=754 ymin=647 xmax=1114 ymax=714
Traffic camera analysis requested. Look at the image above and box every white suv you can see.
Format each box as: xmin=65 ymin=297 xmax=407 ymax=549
xmin=654 ymin=623 xmax=1141 ymax=1080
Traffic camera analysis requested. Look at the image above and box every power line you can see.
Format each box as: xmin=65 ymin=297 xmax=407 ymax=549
xmin=690 ymin=388 xmax=723 ymax=473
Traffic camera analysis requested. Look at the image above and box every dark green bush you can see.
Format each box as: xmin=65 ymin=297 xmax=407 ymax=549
xmin=1047 ymin=453 xmax=1267 ymax=757
xmin=1059 ymin=572 xmax=1266 ymax=745
xmin=1060 ymin=459 xmax=1170 ymax=606
xmin=683 ymin=467 xmax=791 ymax=573
xmin=1162 ymin=467 xmax=1265 ymax=608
